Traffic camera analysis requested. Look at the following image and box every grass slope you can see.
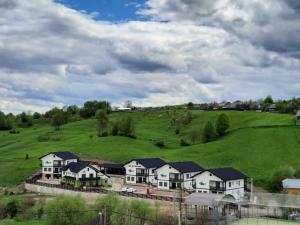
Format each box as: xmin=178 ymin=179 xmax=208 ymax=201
xmin=0 ymin=110 xmax=299 ymax=188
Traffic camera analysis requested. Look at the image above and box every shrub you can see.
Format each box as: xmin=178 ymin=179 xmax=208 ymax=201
xmin=270 ymin=166 xmax=295 ymax=192
xmin=9 ymin=129 xmax=20 ymax=134
xmin=45 ymin=195 xmax=90 ymax=225
xmin=154 ymin=139 xmax=165 ymax=148
xmin=0 ymin=203 xmax=6 ymax=219
xmin=202 ymin=121 xmax=216 ymax=143
xmin=216 ymin=113 xmax=230 ymax=137
xmin=180 ymin=139 xmax=190 ymax=147
xmin=5 ymin=199 xmax=19 ymax=218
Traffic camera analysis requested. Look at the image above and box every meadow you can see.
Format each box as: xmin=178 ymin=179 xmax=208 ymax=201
xmin=0 ymin=109 xmax=299 ymax=188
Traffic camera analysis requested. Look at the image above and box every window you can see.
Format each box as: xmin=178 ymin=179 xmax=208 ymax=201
xmin=209 ymin=173 xmax=212 ymax=176
xmin=164 ymin=182 xmax=168 ymax=187
xmin=159 ymin=182 xmax=163 ymax=187
xmin=44 ymin=168 xmax=47 ymax=172
xmin=152 ymin=169 xmax=155 ymax=173
xmin=186 ymin=174 xmax=190 ymax=179
xmin=82 ymin=174 xmax=86 ymax=179
xmin=131 ymin=177 xmax=135 ymax=181
xmin=87 ymin=168 xmax=89 ymax=171
xmin=127 ymin=176 xmax=130 ymax=181
xmin=237 ymin=181 xmax=240 ymax=186
xmin=89 ymin=174 xmax=94 ymax=178
xmin=48 ymin=168 xmax=52 ymax=172
xmin=198 ymin=190 xmax=202 ymax=193
xmin=229 ymin=182 xmax=232 ymax=188
xmin=203 ymin=191 xmax=207 ymax=193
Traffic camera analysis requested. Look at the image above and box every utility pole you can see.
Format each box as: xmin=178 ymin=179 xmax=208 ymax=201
xmin=98 ymin=212 xmax=103 ymax=225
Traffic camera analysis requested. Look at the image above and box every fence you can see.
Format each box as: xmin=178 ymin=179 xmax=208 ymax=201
xmin=25 ymin=175 xmax=181 ymax=202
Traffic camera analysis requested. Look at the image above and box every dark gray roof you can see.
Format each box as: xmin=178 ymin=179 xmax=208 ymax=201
xmin=128 ymin=158 xmax=166 ymax=168
xmin=39 ymin=151 xmax=79 ymax=160
xmin=100 ymin=163 xmax=124 ymax=169
xmin=169 ymin=162 xmax=204 ymax=173
xmin=207 ymin=167 xmax=247 ymax=181
xmin=62 ymin=162 xmax=92 ymax=173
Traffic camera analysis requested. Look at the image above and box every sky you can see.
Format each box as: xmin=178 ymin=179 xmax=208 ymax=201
xmin=0 ymin=0 xmax=300 ymax=113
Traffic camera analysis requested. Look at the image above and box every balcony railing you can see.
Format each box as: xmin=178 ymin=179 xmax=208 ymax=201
xmin=209 ymin=186 xmax=226 ymax=192
xmin=136 ymin=172 xmax=148 ymax=176
xmin=169 ymin=177 xmax=183 ymax=182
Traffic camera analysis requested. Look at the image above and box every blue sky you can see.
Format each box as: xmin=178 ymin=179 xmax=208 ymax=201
xmin=1 ymin=0 xmax=300 ymax=113
xmin=56 ymin=0 xmax=147 ymax=21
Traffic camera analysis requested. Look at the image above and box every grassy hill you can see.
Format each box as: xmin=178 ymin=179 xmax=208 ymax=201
xmin=0 ymin=109 xmax=299 ymax=189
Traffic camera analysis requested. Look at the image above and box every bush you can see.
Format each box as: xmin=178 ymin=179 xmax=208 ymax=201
xmin=270 ymin=166 xmax=295 ymax=192
xmin=216 ymin=113 xmax=230 ymax=137
xmin=180 ymin=139 xmax=190 ymax=146
xmin=0 ymin=203 xmax=6 ymax=219
xmin=45 ymin=195 xmax=91 ymax=225
xmin=5 ymin=199 xmax=19 ymax=218
xmin=154 ymin=139 xmax=165 ymax=148
xmin=202 ymin=121 xmax=216 ymax=143
xmin=9 ymin=129 xmax=20 ymax=134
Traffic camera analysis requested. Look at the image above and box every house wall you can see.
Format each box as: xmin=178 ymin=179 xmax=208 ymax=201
xmin=156 ymin=164 xmax=180 ymax=190
xmin=283 ymin=188 xmax=300 ymax=195
xmin=124 ymin=160 xmax=146 ymax=184
xmin=194 ymin=171 xmax=244 ymax=199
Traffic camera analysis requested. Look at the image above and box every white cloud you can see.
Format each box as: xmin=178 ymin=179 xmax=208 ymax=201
xmin=0 ymin=0 xmax=299 ymax=113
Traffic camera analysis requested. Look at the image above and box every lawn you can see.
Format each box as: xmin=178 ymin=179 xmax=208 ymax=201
xmin=231 ymin=218 xmax=299 ymax=225
xmin=0 ymin=219 xmax=46 ymax=225
xmin=0 ymin=109 xmax=298 ymax=188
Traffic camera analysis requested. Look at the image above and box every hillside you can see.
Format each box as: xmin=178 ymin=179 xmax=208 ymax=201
xmin=0 ymin=110 xmax=299 ymax=189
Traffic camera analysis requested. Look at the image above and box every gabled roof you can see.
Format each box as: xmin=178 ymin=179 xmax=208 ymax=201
xmin=62 ymin=162 xmax=95 ymax=173
xmin=126 ymin=158 xmax=166 ymax=168
xmin=193 ymin=167 xmax=247 ymax=181
xmin=282 ymin=179 xmax=300 ymax=189
xmin=100 ymin=163 xmax=124 ymax=169
xmin=39 ymin=151 xmax=79 ymax=160
xmin=168 ymin=162 xmax=204 ymax=173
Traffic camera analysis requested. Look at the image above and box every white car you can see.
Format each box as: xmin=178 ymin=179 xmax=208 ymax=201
xmin=121 ymin=187 xmax=137 ymax=193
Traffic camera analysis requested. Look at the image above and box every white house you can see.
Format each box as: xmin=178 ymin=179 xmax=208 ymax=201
xmin=156 ymin=162 xmax=204 ymax=191
xmin=39 ymin=152 xmax=79 ymax=179
xmin=192 ymin=167 xmax=247 ymax=200
xmin=124 ymin=158 xmax=166 ymax=186
xmin=61 ymin=162 xmax=109 ymax=187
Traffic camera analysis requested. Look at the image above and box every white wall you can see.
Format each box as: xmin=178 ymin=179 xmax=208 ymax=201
xmin=225 ymin=179 xmax=244 ymax=200
xmin=156 ymin=164 xmax=180 ymax=190
xmin=124 ymin=160 xmax=146 ymax=184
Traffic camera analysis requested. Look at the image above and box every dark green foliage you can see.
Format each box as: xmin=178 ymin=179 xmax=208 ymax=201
xmin=17 ymin=112 xmax=33 ymax=128
xmin=51 ymin=112 xmax=68 ymax=130
xmin=33 ymin=112 xmax=42 ymax=119
xmin=45 ymin=195 xmax=90 ymax=225
xmin=0 ymin=111 xmax=12 ymax=130
xmin=154 ymin=139 xmax=165 ymax=148
xmin=79 ymin=100 xmax=111 ymax=118
xmin=270 ymin=166 xmax=295 ymax=192
xmin=216 ymin=113 xmax=230 ymax=137
xmin=264 ymin=95 xmax=274 ymax=105
xmin=9 ymin=129 xmax=20 ymax=134
xmin=186 ymin=102 xmax=194 ymax=110
xmin=5 ymin=199 xmax=19 ymax=218
xmin=202 ymin=121 xmax=216 ymax=143
xmin=180 ymin=139 xmax=190 ymax=146
xmin=25 ymin=154 xmax=29 ymax=160
xmin=188 ymin=130 xmax=200 ymax=144
xmin=95 ymin=109 xmax=109 ymax=137
xmin=111 ymin=120 xmax=120 ymax=136
xmin=119 ymin=117 xmax=135 ymax=138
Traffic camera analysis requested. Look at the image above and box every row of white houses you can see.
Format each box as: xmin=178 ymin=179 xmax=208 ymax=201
xmin=123 ymin=158 xmax=247 ymax=200
xmin=40 ymin=152 xmax=247 ymax=200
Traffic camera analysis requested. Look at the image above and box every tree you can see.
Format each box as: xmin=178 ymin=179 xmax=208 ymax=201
xmin=33 ymin=112 xmax=41 ymax=119
xmin=215 ymin=113 xmax=230 ymax=137
xmin=5 ymin=199 xmax=19 ymax=218
xmin=186 ymin=102 xmax=194 ymax=110
xmin=17 ymin=112 xmax=33 ymax=128
xmin=119 ymin=117 xmax=135 ymax=138
xmin=270 ymin=166 xmax=295 ymax=192
xmin=80 ymin=100 xmax=111 ymax=118
xmin=0 ymin=112 xmax=12 ymax=130
xmin=202 ymin=121 xmax=216 ymax=143
xmin=45 ymin=196 xmax=90 ymax=225
xmin=95 ymin=109 xmax=109 ymax=137
xmin=51 ymin=112 xmax=68 ymax=130
xmin=111 ymin=120 xmax=120 ymax=136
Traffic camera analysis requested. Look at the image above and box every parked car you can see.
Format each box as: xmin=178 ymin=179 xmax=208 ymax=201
xmin=121 ymin=187 xmax=137 ymax=193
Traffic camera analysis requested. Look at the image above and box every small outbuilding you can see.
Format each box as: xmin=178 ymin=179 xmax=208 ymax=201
xmin=282 ymin=179 xmax=300 ymax=195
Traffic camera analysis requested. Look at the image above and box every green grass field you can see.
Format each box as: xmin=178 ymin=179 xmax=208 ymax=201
xmin=231 ymin=218 xmax=299 ymax=225
xmin=0 ymin=109 xmax=299 ymax=188
xmin=0 ymin=219 xmax=46 ymax=225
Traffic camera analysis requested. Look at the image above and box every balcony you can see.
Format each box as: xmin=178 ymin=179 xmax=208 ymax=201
xmin=169 ymin=177 xmax=183 ymax=182
xmin=136 ymin=172 xmax=148 ymax=176
xmin=209 ymin=186 xmax=226 ymax=192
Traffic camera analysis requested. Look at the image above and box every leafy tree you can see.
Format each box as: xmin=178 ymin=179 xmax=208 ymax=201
xmin=186 ymin=102 xmax=194 ymax=110
xmin=180 ymin=139 xmax=190 ymax=146
xmin=215 ymin=113 xmax=230 ymax=137
xmin=264 ymin=95 xmax=274 ymax=104
xmin=33 ymin=112 xmax=41 ymax=119
xmin=119 ymin=117 xmax=135 ymax=138
xmin=51 ymin=112 xmax=68 ymax=130
xmin=0 ymin=111 xmax=12 ymax=130
xmin=95 ymin=109 xmax=109 ymax=137
xmin=80 ymin=100 xmax=111 ymax=118
xmin=202 ymin=121 xmax=216 ymax=143
xmin=17 ymin=112 xmax=33 ymax=128
xmin=96 ymin=192 xmax=121 ymax=225
xmin=111 ymin=120 xmax=120 ymax=136
xmin=45 ymin=196 xmax=90 ymax=225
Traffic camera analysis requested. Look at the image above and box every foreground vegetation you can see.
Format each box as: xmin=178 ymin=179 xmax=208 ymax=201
xmin=0 ymin=108 xmax=299 ymax=190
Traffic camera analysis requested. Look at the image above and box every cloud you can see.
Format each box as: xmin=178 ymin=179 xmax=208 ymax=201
xmin=0 ymin=0 xmax=299 ymax=113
